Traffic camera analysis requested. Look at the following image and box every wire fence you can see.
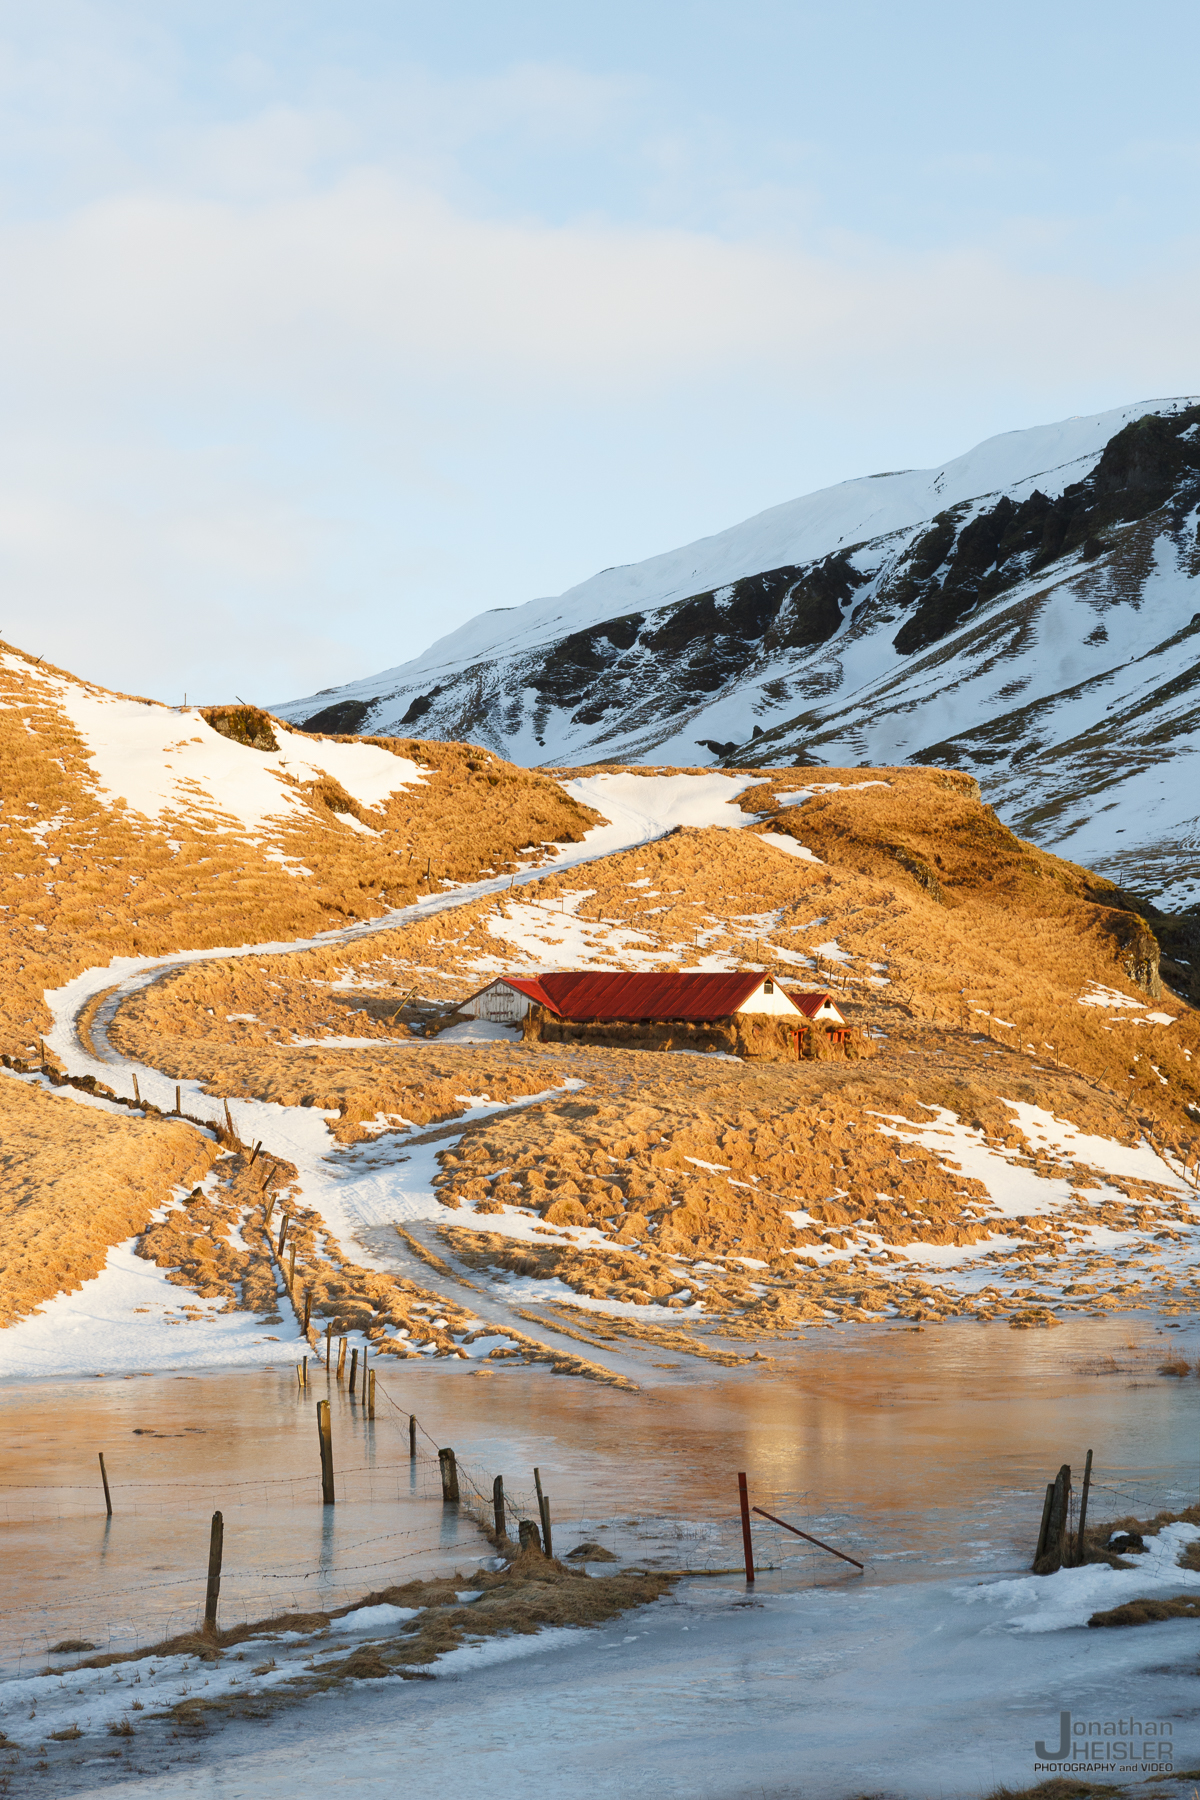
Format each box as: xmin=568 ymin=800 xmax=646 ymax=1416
xmin=18 ymin=1372 xmax=1184 ymax=1679
xmin=0 ymin=1356 xmax=880 ymax=1680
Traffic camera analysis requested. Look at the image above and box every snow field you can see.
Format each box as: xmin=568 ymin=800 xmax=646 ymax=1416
xmin=10 ymin=655 xmax=428 ymax=836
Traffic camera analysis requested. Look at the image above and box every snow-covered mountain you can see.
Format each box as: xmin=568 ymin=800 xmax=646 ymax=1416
xmin=275 ymin=398 xmax=1200 ymax=910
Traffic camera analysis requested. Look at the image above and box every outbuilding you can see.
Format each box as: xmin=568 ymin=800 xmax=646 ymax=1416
xmin=790 ymin=989 xmax=850 ymax=1045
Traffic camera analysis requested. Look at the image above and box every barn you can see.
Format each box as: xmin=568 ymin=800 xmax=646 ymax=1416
xmin=460 ymin=971 xmax=849 ymax=1061
xmin=464 ymin=969 xmax=801 ymax=1024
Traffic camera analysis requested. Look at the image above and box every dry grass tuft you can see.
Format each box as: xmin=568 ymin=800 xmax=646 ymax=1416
xmin=1088 ymin=1593 xmax=1200 ymax=1627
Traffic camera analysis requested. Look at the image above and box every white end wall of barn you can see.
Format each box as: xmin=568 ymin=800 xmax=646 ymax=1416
xmin=736 ymin=979 xmax=801 ymax=1016
xmin=467 ymin=981 xmax=535 ymax=1022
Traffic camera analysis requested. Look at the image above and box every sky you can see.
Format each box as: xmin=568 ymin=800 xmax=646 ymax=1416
xmin=0 ymin=0 xmax=1198 ymax=707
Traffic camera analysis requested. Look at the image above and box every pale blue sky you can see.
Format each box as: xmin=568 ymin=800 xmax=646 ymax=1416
xmin=1 ymin=1 xmax=1197 ymax=702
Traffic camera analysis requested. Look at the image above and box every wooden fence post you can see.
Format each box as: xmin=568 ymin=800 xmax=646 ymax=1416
xmin=493 ymin=1475 xmax=507 ymax=1540
xmin=1036 ymin=1465 xmax=1071 ymax=1572
xmin=533 ymin=1467 xmax=552 ymax=1556
xmin=175 ymin=1085 xmax=181 ymax=1115
xmin=1035 ymin=1482 xmax=1055 ymax=1563
xmin=203 ymin=1511 xmax=224 ymax=1635
xmin=287 ymin=1243 xmax=296 ymax=1291
xmin=132 ymin=1074 xmax=140 ymax=1106
xmin=263 ymin=1192 xmax=276 ymax=1229
xmin=325 ymin=1322 xmax=332 ymax=1368
xmin=318 ymin=1400 xmax=335 ymax=1504
xmin=302 ymin=1289 xmax=312 ymax=1335
xmin=98 ymin=1452 xmax=112 ymax=1517
xmin=337 ymin=1337 xmax=347 ymax=1380
xmin=276 ymin=1213 xmax=289 ymax=1258
xmin=368 ymin=1369 xmax=376 ymax=1419
xmin=349 ymin=1347 xmax=358 ymax=1394
xmin=438 ymin=1448 xmax=459 ymax=1503
xmin=540 ymin=1493 xmax=553 ymax=1558
xmin=409 ymin=1414 xmax=417 ymax=1458
xmin=1076 ymin=1449 xmax=1093 ymax=1564
xmin=223 ymin=1099 xmax=234 ymax=1140
xmin=738 ymin=1472 xmax=755 ymax=1584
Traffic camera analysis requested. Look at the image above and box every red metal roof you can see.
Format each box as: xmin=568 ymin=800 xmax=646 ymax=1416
xmin=490 ymin=970 xmax=792 ymax=1022
xmin=787 ymin=990 xmax=844 ymax=1021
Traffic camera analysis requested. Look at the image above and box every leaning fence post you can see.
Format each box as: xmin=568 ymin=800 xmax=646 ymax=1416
xmin=738 ymin=1472 xmax=755 ymax=1584
xmin=337 ymin=1337 xmax=347 ymax=1380
xmin=203 ymin=1511 xmax=224 ymax=1635
xmin=318 ymin=1400 xmax=335 ymax=1504
xmin=349 ymin=1347 xmax=359 ymax=1395
xmin=276 ymin=1213 xmax=289 ymax=1258
xmin=1037 ymin=1465 xmax=1071 ymax=1572
xmin=1076 ymin=1449 xmax=1093 ymax=1564
xmin=493 ymin=1475 xmax=507 ymax=1540
xmin=438 ymin=1448 xmax=459 ymax=1503
xmin=98 ymin=1452 xmax=113 ymax=1518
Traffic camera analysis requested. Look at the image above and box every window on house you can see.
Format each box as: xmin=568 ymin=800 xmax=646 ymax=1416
xmin=763 ymin=979 xmax=774 ymax=993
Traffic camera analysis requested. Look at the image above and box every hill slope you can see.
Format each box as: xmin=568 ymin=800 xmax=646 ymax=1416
xmin=0 ymin=645 xmax=597 ymax=1053
xmin=1 ymin=641 xmax=1198 ymax=1368
xmin=275 ymin=398 xmax=1200 ymax=909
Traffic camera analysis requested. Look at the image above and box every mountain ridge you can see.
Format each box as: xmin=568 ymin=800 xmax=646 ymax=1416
xmin=274 ymin=397 xmax=1200 ymax=909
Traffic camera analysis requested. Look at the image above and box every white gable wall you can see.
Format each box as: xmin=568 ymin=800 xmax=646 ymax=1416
xmin=807 ymin=998 xmax=847 ymax=1025
xmin=734 ymin=978 xmax=801 ymax=1017
xmin=466 ymin=980 xmax=534 ymax=1021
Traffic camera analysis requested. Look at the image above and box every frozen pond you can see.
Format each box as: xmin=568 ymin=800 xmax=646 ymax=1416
xmin=4 ymin=1310 xmax=1200 ymax=1672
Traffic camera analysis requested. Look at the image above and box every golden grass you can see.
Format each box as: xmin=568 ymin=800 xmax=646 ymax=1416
xmin=1088 ymin=1593 xmax=1200 ymax=1627
xmin=0 ymin=1076 xmax=217 ymax=1326
xmin=69 ymin=1549 xmax=673 ymax=1717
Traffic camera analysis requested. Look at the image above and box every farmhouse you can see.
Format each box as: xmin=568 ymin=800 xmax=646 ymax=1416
xmin=461 ymin=971 xmax=851 ymax=1061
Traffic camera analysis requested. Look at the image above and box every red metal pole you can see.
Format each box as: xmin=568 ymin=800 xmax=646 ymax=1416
xmin=751 ymin=1506 xmax=864 ymax=1571
xmin=738 ymin=1471 xmax=755 ymax=1583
